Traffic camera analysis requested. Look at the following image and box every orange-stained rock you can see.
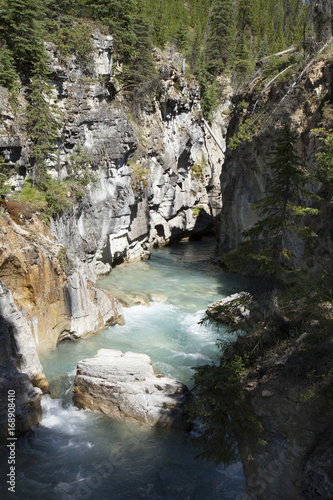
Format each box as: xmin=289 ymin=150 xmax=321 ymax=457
xmin=0 ymin=206 xmax=123 ymax=355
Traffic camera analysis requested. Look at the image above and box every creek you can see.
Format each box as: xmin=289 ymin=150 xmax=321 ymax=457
xmin=0 ymin=237 xmax=246 ymax=499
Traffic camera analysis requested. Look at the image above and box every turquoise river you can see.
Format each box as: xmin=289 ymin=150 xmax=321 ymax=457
xmin=0 ymin=237 xmax=247 ymax=500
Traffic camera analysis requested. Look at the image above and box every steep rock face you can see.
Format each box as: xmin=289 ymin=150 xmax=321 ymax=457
xmin=0 ymin=295 xmax=43 ymax=444
xmin=0 ymin=204 xmax=123 ymax=355
xmin=46 ymin=41 xmax=230 ymax=277
xmin=219 ymin=57 xmax=333 ymax=499
xmin=0 ymin=33 xmax=229 ymax=440
xmin=219 ymin=58 xmax=331 ymax=256
xmin=0 ymin=33 xmax=230 ymax=279
xmin=239 ymin=346 xmax=333 ymax=500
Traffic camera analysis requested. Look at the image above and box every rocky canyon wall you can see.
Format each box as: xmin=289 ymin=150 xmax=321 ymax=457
xmin=0 ymin=32 xmax=230 ymax=439
xmin=47 ymin=38 xmax=230 ymax=279
xmin=218 ymin=54 xmax=333 ymax=498
xmin=219 ymin=57 xmax=333 ymax=257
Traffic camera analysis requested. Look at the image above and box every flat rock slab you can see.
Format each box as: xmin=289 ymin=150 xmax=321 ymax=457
xmin=73 ymin=349 xmax=190 ymax=429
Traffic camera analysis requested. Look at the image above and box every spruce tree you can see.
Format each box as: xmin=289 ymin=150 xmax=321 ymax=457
xmin=226 ymin=124 xmax=319 ymax=302
xmin=0 ymin=41 xmax=19 ymax=89
xmin=234 ymin=28 xmax=254 ymax=82
xmin=1 ymin=0 xmax=47 ymax=71
xmin=206 ymin=0 xmax=235 ymax=76
xmin=85 ymin=0 xmax=137 ymax=64
xmin=120 ymin=10 xmax=156 ymax=93
xmin=27 ymin=63 xmax=61 ymax=187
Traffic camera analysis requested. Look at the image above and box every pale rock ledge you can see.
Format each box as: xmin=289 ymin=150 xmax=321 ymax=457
xmin=73 ymin=349 xmax=190 ymax=429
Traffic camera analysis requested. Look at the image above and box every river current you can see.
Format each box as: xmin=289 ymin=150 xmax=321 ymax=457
xmin=0 ymin=238 xmax=246 ymax=499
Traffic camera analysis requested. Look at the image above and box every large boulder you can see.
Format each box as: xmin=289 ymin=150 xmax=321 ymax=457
xmin=73 ymin=349 xmax=190 ymax=429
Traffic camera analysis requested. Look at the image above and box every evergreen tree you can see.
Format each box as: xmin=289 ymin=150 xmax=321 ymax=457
xmin=120 ymin=9 xmax=156 ymax=93
xmin=0 ymin=155 xmax=14 ymax=197
xmin=236 ymin=0 xmax=256 ymax=33
xmin=206 ymin=0 xmax=235 ymax=75
xmin=226 ymin=124 xmax=319 ymax=303
xmin=0 ymin=41 xmax=19 ymax=89
xmin=1 ymin=0 xmax=47 ymax=71
xmin=234 ymin=28 xmax=254 ymax=82
xmin=84 ymin=0 xmax=137 ymax=63
xmin=27 ymin=63 xmax=61 ymax=187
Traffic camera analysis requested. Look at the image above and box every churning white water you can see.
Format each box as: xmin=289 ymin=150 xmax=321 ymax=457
xmin=0 ymin=238 xmax=246 ymax=499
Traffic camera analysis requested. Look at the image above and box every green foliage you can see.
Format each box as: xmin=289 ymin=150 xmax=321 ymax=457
xmin=312 ymin=104 xmax=333 ymax=188
xmin=42 ymin=177 xmax=73 ymax=217
xmin=189 ymin=353 xmax=264 ymax=466
xmin=234 ymin=28 xmax=254 ymax=83
xmin=119 ymin=10 xmax=157 ymax=93
xmin=206 ymin=0 xmax=235 ymax=76
xmin=0 ymin=156 xmax=14 ymax=196
xmin=129 ymin=161 xmax=149 ymax=195
xmin=190 ymin=163 xmax=203 ymax=179
xmin=201 ymin=81 xmax=218 ymax=122
xmin=226 ymin=124 xmax=319 ymax=282
xmin=49 ymin=22 xmax=95 ymax=69
xmin=15 ymin=183 xmax=48 ymax=211
xmin=191 ymin=206 xmax=203 ymax=217
xmin=228 ymin=116 xmax=260 ymax=150
xmin=65 ymin=144 xmax=97 ymax=187
xmin=85 ymin=0 xmax=137 ymax=63
xmin=1 ymin=0 xmax=48 ymax=72
xmin=0 ymin=42 xmax=19 ymax=90
xmin=27 ymin=63 xmax=61 ymax=187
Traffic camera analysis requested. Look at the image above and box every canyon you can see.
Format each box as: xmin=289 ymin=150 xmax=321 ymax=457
xmin=0 ymin=30 xmax=332 ymax=498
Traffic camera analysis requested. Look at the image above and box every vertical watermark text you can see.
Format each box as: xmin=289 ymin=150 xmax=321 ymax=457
xmin=7 ymin=389 xmax=16 ymax=493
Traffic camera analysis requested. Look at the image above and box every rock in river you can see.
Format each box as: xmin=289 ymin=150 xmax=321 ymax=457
xmin=73 ymin=349 xmax=190 ymax=429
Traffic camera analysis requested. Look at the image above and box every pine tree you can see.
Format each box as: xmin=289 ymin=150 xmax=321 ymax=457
xmin=226 ymin=124 xmax=319 ymax=295
xmin=206 ymin=0 xmax=235 ymax=76
xmin=1 ymin=0 xmax=47 ymax=71
xmin=27 ymin=63 xmax=61 ymax=187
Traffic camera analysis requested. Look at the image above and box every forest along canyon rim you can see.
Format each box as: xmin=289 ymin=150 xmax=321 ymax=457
xmin=0 ymin=238 xmax=247 ymax=499
xmin=0 ymin=1 xmax=333 ymax=499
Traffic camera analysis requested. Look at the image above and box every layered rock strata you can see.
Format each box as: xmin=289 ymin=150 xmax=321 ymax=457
xmin=73 ymin=349 xmax=190 ymax=429
xmin=0 ymin=204 xmax=123 ymax=355
xmin=47 ymin=40 xmax=230 ymax=277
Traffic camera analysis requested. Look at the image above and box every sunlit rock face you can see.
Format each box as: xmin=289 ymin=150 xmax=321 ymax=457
xmin=73 ymin=349 xmax=190 ymax=429
xmin=0 ymin=207 xmax=124 ymax=355
xmin=0 ymin=293 xmax=43 ymax=444
xmin=44 ymin=37 xmax=231 ymax=278
xmin=0 ymin=31 xmax=231 ymax=440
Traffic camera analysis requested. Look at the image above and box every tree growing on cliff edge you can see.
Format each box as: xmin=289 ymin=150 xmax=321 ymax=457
xmin=189 ymin=124 xmax=322 ymax=468
xmin=226 ymin=123 xmax=319 ymax=300
xmin=27 ymin=63 xmax=61 ymax=187
xmin=206 ymin=0 xmax=235 ymax=76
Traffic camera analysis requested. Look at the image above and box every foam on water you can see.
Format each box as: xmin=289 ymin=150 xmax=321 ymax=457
xmin=41 ymin=396 xmax=89 ymax=433
xmin=0 ymin=238 xmax=247 ymax=499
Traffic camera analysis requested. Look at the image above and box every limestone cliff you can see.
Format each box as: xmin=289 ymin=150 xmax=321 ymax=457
xmin=47 ymin=42 xmax=230 ymax=278
xmin=219 ymin=57 xmax=332 ymax=256
xmin=0 ymin=202 xmax=123 ymax=354
xmin=0 ymin=31 xmax=230 ymax=440
xmin=238 ymin=333 xmax=333 ymax=499
xmin=218 ymin=53 xmax=333 ymax=498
